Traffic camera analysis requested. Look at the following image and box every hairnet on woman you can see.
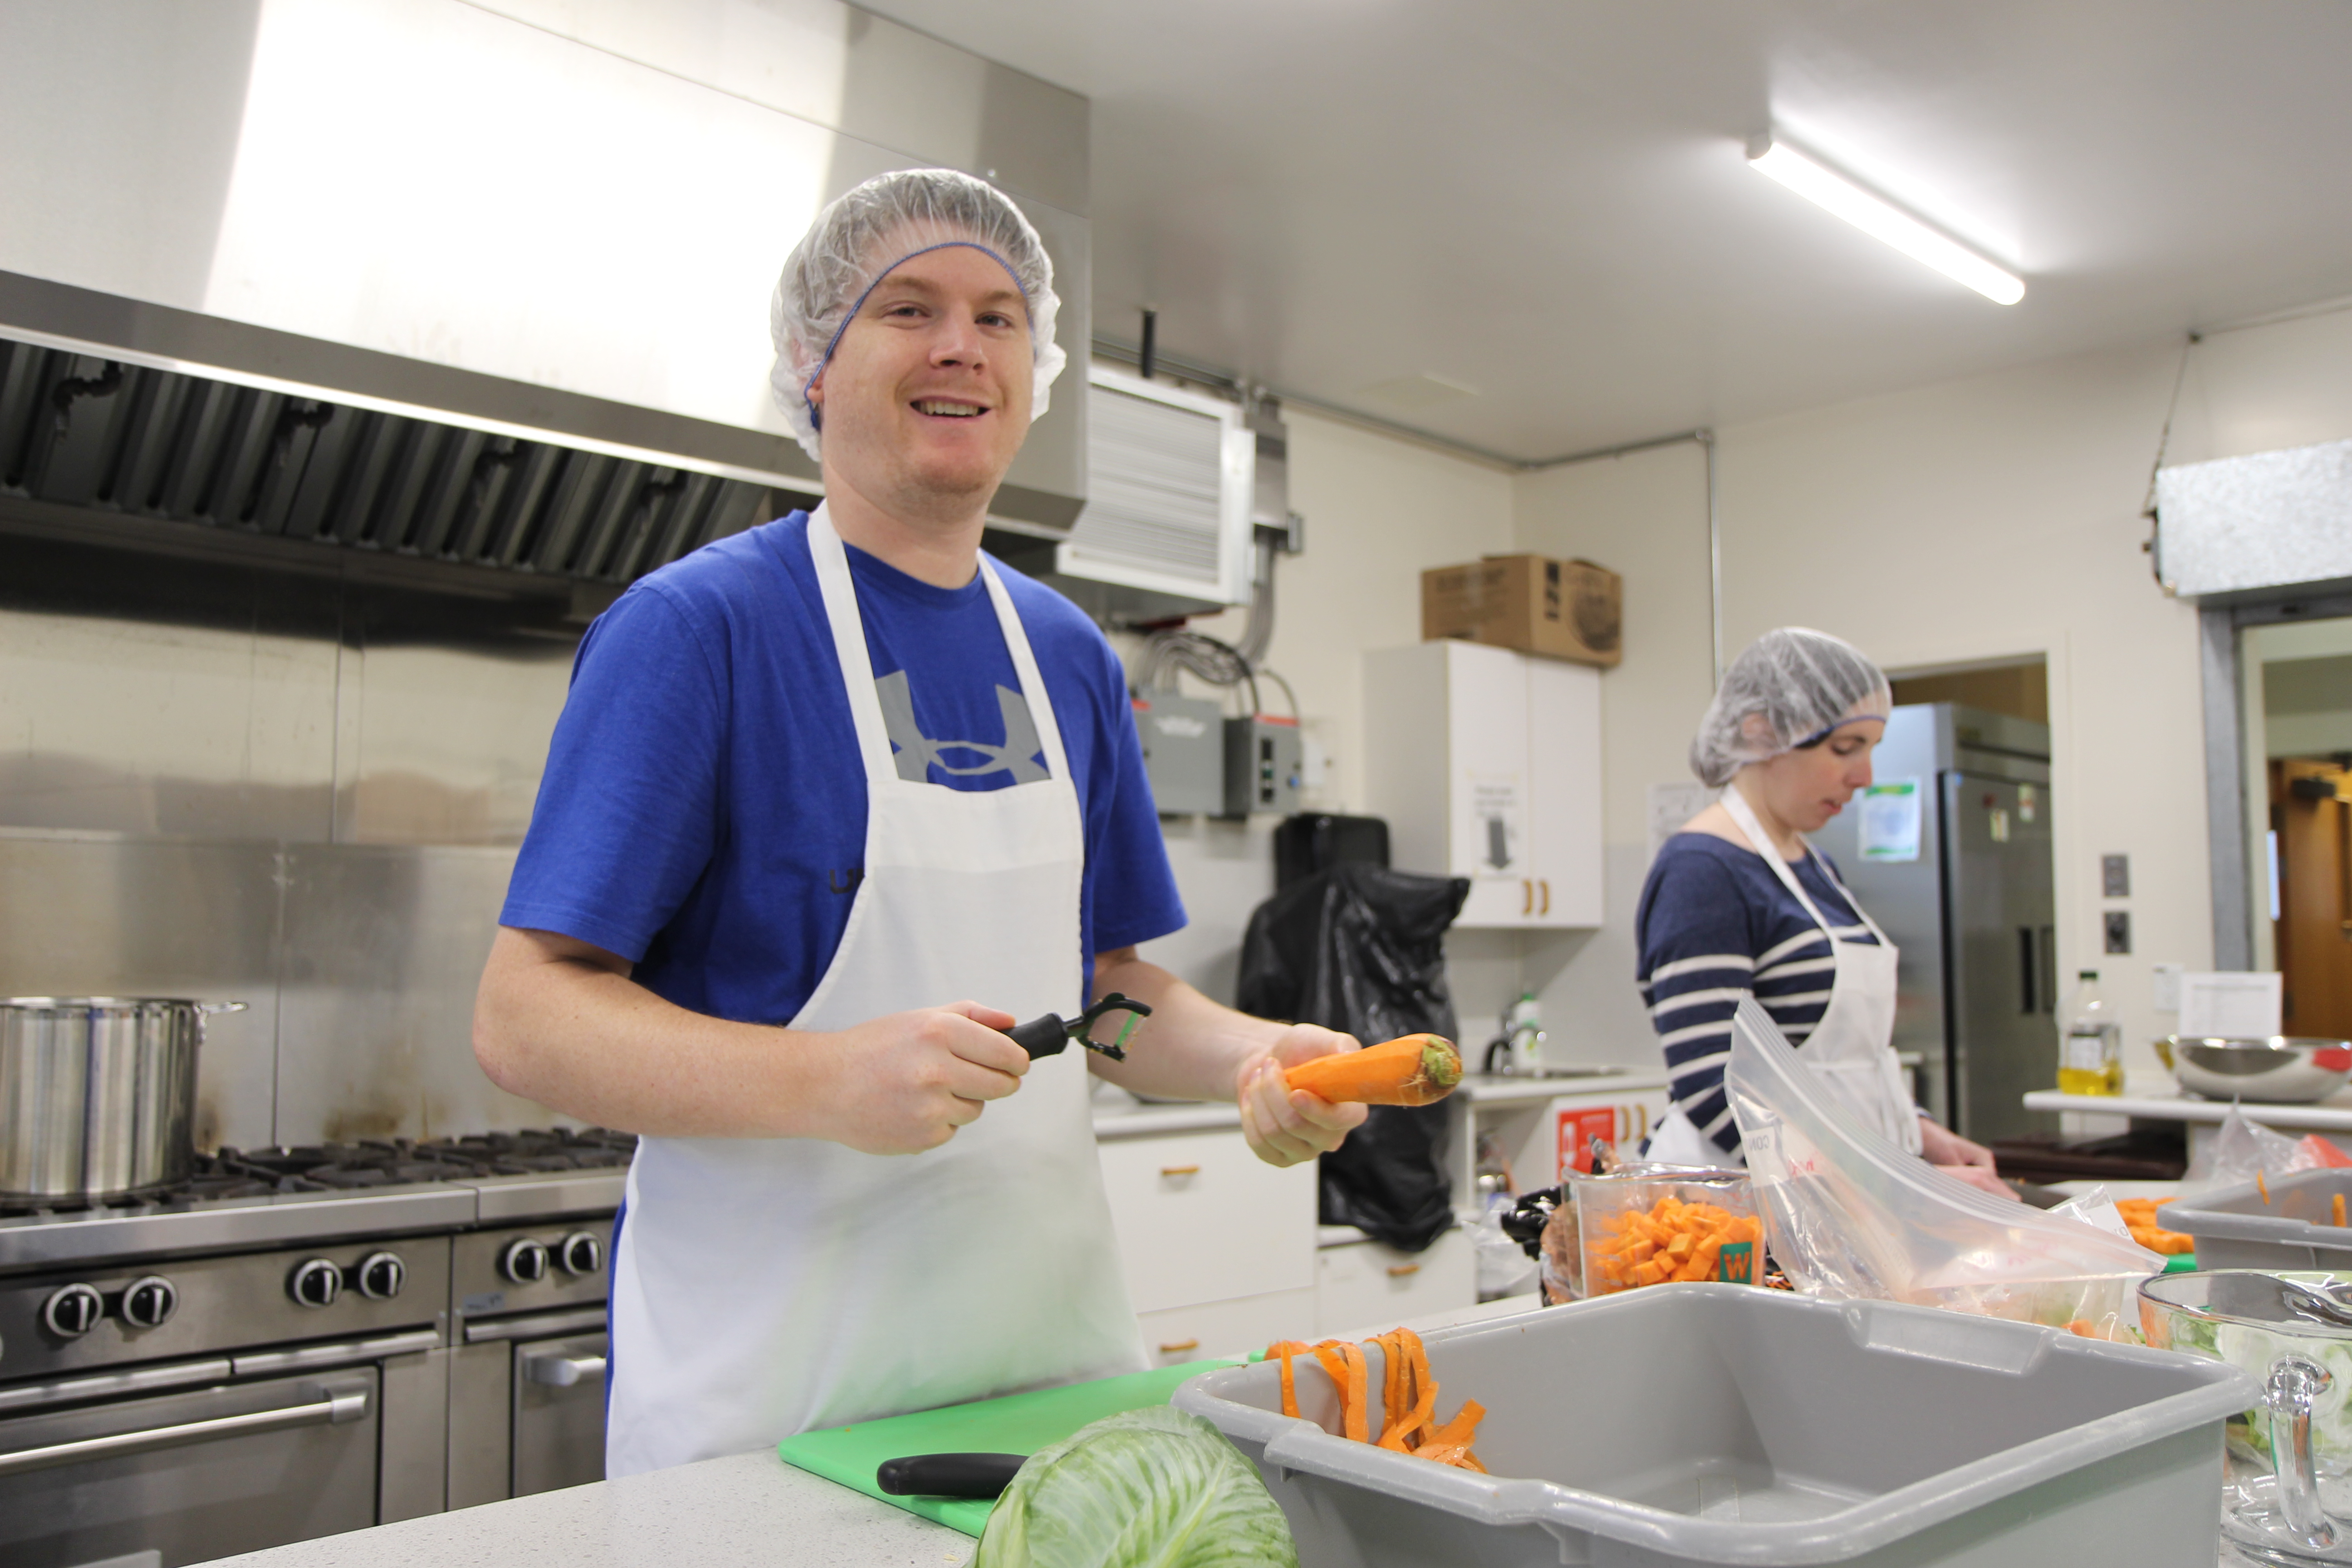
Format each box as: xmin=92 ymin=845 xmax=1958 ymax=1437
xmin=1632 ymin=628 xmax=2013 ymax=1197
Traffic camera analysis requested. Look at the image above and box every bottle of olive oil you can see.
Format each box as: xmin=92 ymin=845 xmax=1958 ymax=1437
xmin=2057 ymin=970 xmax=2124 ymax=1096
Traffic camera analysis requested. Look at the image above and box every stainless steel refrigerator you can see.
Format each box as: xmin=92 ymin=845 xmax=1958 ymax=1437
xmin=1810 ymin=703 xmax=2058 ymax=1142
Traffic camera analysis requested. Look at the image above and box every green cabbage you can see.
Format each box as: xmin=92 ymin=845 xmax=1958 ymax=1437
xmin=974 ymin=1406 xmax=1298 ymax=1568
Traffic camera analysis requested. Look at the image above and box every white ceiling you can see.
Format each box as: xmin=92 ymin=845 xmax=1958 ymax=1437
xmin=864 ymin=0 xmax=2352 ymax=461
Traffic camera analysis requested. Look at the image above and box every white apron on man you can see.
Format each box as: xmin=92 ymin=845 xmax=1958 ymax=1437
xmin=1646 ymin=787 xmax=1921 ymax=1166
xmin=606 ymin=505 xmax=1145 ymax=1477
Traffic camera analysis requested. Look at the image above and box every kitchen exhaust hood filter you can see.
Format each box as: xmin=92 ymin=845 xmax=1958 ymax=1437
xmin=2156 ymin=438 xmax=2352 ymax=599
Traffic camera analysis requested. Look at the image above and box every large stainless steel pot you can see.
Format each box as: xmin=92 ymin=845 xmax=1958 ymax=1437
xmin=0 ymin=998 xmax=246 ymax=1200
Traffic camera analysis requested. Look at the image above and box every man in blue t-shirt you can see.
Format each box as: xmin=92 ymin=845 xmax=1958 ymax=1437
xmin=473 ymin=169 xmax=1366 ymax=1475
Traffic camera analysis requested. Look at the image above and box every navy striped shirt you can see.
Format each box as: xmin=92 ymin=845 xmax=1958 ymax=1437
xmin=1634 ymin=833 xmax=1881 ymax=1161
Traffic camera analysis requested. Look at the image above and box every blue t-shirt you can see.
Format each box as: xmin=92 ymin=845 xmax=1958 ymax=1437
xmin=500 ymin=512 xmax=1186 ymax=1024
xmin=1634 ymin=833 xmax=1880 ymax=1161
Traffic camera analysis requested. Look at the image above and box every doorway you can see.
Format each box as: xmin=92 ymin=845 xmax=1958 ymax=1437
xmin=2239 ymin=622 xmax=2352 ymax=1022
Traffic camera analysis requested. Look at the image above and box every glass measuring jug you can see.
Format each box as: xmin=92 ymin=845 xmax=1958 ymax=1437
xmin=2143 ymin=1271 xmax=2352 ymax=1564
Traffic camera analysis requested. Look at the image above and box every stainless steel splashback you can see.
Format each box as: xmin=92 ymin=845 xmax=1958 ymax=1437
xmin=0 ymin=536 xmax=587 ymax=1147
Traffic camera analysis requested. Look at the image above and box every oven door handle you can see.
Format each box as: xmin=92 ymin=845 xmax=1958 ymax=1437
xmin=0 ymin=1379 xmax=369 ymax=1479
xmin=522 ymin=1350 xmax=608 ymax=1388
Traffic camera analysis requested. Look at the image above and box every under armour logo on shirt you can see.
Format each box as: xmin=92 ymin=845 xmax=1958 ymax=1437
xmin=875 ymin=671 xmax=1048 ymax=784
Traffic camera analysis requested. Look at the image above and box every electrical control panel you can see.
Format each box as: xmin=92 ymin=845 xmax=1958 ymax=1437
xmin=1134 ymin=691 xmax=1226 ymax=814
xmin=1223 ymin=715 xmax=1303 ymax=818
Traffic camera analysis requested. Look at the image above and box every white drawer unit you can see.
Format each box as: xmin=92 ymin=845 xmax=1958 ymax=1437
xmin=1134 ymin=1287 xmax=1319 ymax=1367
xmin=1315 ymin=1227 xmax=1475 ymax=1337
xmin=1096 ymin=1128 xmax=1317 ymax=1314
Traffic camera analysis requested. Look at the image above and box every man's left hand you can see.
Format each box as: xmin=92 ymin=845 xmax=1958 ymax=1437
xmin=1237 ymin=1026 xmax=1369 ymax=1168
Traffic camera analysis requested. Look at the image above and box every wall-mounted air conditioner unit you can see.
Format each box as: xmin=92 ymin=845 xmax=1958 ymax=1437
xmin=1047 ymin=364 xmax=1254 ymax=623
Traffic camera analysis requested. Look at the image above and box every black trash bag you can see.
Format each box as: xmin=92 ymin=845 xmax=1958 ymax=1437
xmin=1235 ymin=863 xmax=1470 ymax=1252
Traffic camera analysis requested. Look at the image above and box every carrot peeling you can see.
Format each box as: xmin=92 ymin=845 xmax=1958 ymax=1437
xmin=1284 ymin=1034 xmax=1463 ymax=1107
xmin=1266 ymin=1327 xmax=1485 ymax=1471
xmin=2259 ymin=1171 xmax=2272 ymax=1205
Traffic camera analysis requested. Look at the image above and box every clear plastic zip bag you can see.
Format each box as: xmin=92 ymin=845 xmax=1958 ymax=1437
xmin=1723 ymin=998 xmax=2163 ymax=1339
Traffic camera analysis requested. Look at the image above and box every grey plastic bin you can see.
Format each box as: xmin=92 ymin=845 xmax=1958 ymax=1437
xmin=2159 ymin=1168 xmax=2352 ymax=1271
xmin=1173 ymin=1284 xmax=2255 ymax=1567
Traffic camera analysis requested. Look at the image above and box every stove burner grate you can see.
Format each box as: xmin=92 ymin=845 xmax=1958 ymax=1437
xmin=0 ymin=1128 xmax=635 ymax=1217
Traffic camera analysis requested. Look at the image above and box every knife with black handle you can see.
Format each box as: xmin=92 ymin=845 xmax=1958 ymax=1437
xmin=876 ymin=1451 xmax=1027 ymax=1499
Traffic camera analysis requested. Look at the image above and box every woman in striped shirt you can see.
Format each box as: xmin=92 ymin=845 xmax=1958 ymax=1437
xmin=1636 ymin=629 xmax=2009 ymax=1198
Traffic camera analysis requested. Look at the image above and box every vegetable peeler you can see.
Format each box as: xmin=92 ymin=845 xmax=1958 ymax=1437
xmin=1004 ymin=992 xmax=1152 ymax=1062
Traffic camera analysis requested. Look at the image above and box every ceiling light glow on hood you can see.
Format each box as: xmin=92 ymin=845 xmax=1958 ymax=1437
xmin=1747 ymin=135 xmax=2024 ymax=305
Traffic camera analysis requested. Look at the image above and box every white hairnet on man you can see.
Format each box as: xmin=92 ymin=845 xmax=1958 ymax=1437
xmin=768 ymin=167 xmax=1066 ymax=462
xmin=1688 ymin=627 xmax=1892 ymax=788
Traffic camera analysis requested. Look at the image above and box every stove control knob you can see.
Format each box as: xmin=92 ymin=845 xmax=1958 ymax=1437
xmin=42 ymin=1282 xmax=104 ymax=1339
xmin=557 ymin=1232 xmax=605 ymax=1278
xmin=289 ymin=1258 xmax=343 ymax=1308
xmin=356 ymin=1251 xmax=406 ymax=1301
xmin=120 ymin=1275 xmax=178 ymax=1329
xmin=499 ymin=1238 xmax=550 ymax=1285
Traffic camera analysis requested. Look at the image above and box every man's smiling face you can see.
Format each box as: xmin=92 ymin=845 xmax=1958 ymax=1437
xmin=808 ymin=239 xmax=1034 ymax=517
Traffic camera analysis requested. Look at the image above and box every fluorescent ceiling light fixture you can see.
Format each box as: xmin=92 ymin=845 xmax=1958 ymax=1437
xmin=1746 ymin=135 xmax=2024 ymax=305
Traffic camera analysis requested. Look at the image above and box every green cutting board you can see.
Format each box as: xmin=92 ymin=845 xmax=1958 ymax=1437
xmin=778 ymin=1359 xmax=1240 ymax=1536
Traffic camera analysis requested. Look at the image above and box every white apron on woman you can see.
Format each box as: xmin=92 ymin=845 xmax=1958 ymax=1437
xmin=1646 ymin=788 xmax=1921 ymax=1166
xmin=606 ymin=505 xmax=1145 ymax=1477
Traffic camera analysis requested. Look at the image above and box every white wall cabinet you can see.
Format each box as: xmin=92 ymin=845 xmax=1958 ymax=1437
xmin=1315 ymin=1227 xmax=1475 ymax=1336
xmin=1362 ymin=641 xmax=1603 ymax=927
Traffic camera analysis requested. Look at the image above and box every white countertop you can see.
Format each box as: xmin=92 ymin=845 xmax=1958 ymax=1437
xmin=1087 ymin=1065 xmax=1666 ymax=1138
xmin=2023 ymin=1083 xmax=2352 ymax=1131
xmin=196 ymin=1296 xmax=1552 ymax=1568
xmin=198 ymin=1450 xmax=974 ymax=1568
xmin=1458 ymin=1067 xmax=1667 ymax=1104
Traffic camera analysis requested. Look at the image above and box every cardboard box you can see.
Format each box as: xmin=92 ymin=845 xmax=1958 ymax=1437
xmin=1421 ymin=554 xmax=1622 ymax=666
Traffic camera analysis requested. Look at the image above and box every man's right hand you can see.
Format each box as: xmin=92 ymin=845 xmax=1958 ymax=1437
xmin=812 ymin=1001 xmax=1028 ymax=1155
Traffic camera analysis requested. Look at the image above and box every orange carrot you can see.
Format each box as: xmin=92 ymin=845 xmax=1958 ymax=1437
xmin=1268 ymin=1328 xmax=1485 ymax=1471
xmin=1269 ymin=1340 xmax=1312 ymax=1419
xmin=1285 ymin=1034 xmax=1463 ymax=1106
xmin=2259 ymin=1171 xmax=2272 ymax=1205
xmin=2336 ymin=1192 xmax=2346 ymax=1228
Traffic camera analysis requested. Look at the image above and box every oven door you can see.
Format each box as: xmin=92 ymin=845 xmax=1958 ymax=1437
xmin=512 ymin=1331 xmax=607 ymax=1497
xmin=0 ymin=1370 xmax=376 ymax=1568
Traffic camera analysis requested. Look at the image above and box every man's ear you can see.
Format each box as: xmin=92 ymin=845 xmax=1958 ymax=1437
xmin=806 ymin=365 xmax=825 ymax=412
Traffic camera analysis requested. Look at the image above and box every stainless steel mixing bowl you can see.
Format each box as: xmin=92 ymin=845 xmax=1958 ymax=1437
xmin=2159 ymin=1035 xmax=2352 ymax=1104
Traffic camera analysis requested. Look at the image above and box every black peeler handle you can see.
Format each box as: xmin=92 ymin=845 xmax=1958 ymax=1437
xmin=1004 ymin=993 xmax=1151 ymax=1062
xmin=1008 ymin=1014 xmax=1076 ymax=1058
xmin=876 ymin=1451 xmax=1026 ymax=1499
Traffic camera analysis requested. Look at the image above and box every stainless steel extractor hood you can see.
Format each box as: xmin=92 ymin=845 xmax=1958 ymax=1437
xmin=0 ymin=270 xmax=811 ymax=602
xmin=0 ymin=0 xmax=1091 ymax=591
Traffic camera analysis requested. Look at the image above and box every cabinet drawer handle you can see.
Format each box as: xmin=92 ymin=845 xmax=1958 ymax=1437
xmin=1539 ymin=879 xmax=1550 ymax=916
xmin=1157 ymin=1338 xmax=1200 ymax=1354
xmin=1159 ymin=1164 xmax=1200 ymax=1178
xmin=1521 ymin=879 xmax=1533 ymax=915
xmin=1386 ymin=1264 xmax=1421 ymax=1278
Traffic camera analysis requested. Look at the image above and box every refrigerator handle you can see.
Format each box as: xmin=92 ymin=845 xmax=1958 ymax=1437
xmin=2037 ymin=925 xmax=2058 ymax=1014
xmin=2019 ymin=928 xmax=2037 ymax=1014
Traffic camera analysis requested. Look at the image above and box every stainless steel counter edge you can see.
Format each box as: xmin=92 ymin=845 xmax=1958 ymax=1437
xmin=0 ymin=1171 xmax=629 ymax=1270
xmin=465 ymin=1173 xmax=627 ymax=1222
xmin=0 ymin=1188 xmax=478 ymax=1271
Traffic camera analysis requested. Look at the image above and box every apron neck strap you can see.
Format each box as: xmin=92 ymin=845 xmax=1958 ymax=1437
xmin=1720 ymin=784 xmax=1894 ymax=946
xmin=804 ymin=503 xmax=1072 ymax=790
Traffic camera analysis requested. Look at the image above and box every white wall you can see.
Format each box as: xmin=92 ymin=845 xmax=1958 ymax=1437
xmin=1136 ymin=405 xmax=1519 ymax=1024
xmin=1512 ymin=443 xmax=1716 ymax=1067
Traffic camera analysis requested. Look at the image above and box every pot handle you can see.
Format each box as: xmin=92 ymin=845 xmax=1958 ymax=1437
xmin=197 ymin=1002 xmax=250 ymax=1017
xmin=2267 ymin=1354 xmax=2339 ymax=1548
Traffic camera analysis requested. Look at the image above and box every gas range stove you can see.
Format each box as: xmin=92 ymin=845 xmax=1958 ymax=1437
xmin=0 ymin=1128 xmax=632 ymax=1558
xmin=0 ymin=1127 xmax=636 ymax=1272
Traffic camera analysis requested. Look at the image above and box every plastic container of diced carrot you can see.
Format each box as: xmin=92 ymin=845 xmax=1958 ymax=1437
xmin=1572 ymin=1169 xmax=1761 ymax=1295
